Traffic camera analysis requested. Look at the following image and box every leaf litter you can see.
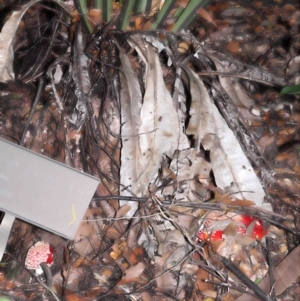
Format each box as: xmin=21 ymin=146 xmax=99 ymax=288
xmin=0 ymin=0 xmax=299 ymax=300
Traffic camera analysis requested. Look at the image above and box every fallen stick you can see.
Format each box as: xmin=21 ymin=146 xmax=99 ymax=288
xmin=235 ymin=245 xmax=300 ymax=301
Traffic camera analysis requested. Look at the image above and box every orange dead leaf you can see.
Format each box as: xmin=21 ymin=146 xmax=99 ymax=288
xmin=128 ymin=246 xmax=145 ymax=265
xmin=65 ymin=293 xmax=89 ymax=301
xmin=209 ymin=3 xmax=229 ymax=12
xmin=166 ymin=23 xmax=175 ymax=31
xmin=87 ymin=9 xmax=102 ymax=25
xmin=0 ymin=272 xmax=6 ymax=282
xmin=135 ymin=16 xmax=149 ymax=30
xmin=70 ymin=10 xmax=80 ymax=23
xmin=63 ymin=246 xmax=70 ymax=266
xmin=101 ymin=268 xmax=114 ymax=277
xmin=110 ymin=241 xmax=126 ymax=260
xmin=253 ymin=1 xmax=263 ymax=8
xmin=118 ymin=262 xmax=146 ymax=285
xmin=161 ymin=166 xmax=178 ymax=182
xmin=221 ymin=293 xmax=236 ymax=301
xmin=19 ymin=20 xmax=25 ymax=29
xmin=124 ymin=245 xmax=145 ymax=266
xmin=254 ymin=25 xmax=264 ymax=33
xmin=226 ymin=41 xmax=240 ymax=53
xmin=197 ymin=8 xmax=217 ymax=27
xmin=196 ymin=268 xmax=214 ymax=291
xmin=5 ymin=281 xmax=15 ymax=291
xmin=109 ymin=250 xmax=120 ymax=261
xmin=73 ymin=257 xmax=96 ymax=268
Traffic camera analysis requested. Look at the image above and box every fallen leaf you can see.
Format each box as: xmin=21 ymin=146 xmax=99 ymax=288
xmin=201 ymin=104 xmax=266 ymax=206
xmin=226 ymin=41 xmax=240 ymax=53
xmin=208 ymin=56 xmax=255 ymax=108
xmin=202 ymin=290 xmax=217 ymax=298
xmin=217 ymin=195 xmax=255 ymax=207
xmin=235 ymin=245 xmax=300 ymax=300
xmin=119 ymin=46 xmax=143 ymax=216
xmin=197 ymin=8 xmax=217 ymax=27
xmin=117 ymin=262 xmax=145 ymax=285
xmin=0 ymin=0 xmax=69 ymax=82
xmin=197 ymin=268 xmax=214 ymax=292
xmin=94 ymin=272 xmax=110 ymax=285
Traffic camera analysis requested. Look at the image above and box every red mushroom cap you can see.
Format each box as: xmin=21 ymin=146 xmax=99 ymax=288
xmin=197 ymin=230 xmax=224 ymax=242
xmin=25 ymin=242 xmax=54 ymax=274
xmin=234 ymin=214 xmax=256 ymax=227
xmin=247 ymin=219 xmax=268 ymax=240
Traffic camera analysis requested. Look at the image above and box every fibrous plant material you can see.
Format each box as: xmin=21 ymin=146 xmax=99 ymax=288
xmin=0 ymin=0 xmax=298 ymax=300
xmin=0 ymin=0 xmax=70 ymax=82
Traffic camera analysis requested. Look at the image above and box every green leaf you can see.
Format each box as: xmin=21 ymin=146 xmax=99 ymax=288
xmin=134 ymin=0 xmax=151 ymax=14
xmin=173 ymin=6 xmax=184 ymax=18
xmin=93 ymin=0 xmax=102 ymax=10
xmin=103 ymin=0 xmax=112 ymax=22
xmin=117 ymin=0 xmax=136 ymax=30
xmin=74 ymin=0 xmax=92 ymax=33
xmin=150 ymin=0 xmax=177 ymax=30
xmin=280 ymin=84 xmax=300 ymax=96
xmin=172 ymin=0 xmax=211 ymax=32
xmin=254 ymin=277 xmax=262 ymax=284
xmin=94 ymin=0 xmax=112 ymax=22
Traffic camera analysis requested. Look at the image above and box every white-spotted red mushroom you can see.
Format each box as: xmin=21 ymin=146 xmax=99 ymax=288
xmin=25 ymin=241 xmax=54 ymax=275
xmin=234 ymin=214 xmax=268 ymax=240
xmin=197 ymin=213 xmax=268 ymax=243
xmin=197 ymin=229 xmax=224 ymax=242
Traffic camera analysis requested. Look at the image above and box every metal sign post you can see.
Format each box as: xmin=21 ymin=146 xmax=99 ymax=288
xmin=0 ymin=139 xmax=99 ymax=259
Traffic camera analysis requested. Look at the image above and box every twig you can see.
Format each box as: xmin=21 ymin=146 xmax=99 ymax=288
xmin=93 ymin=195 xmax=148 ymax=202
xmin=0 ymin=291 xmax=28 ymax=301
xmin=221 ymin=256 xmax=274 ymax=301
xmin=135 ymin=248 xmax=196 ymax=294
xmin=20 ymin=77 xmax=45 ymax=146
xmin=266 ymin=238 xmax=276 ymax=301
xmin=205 ymin=279 xmax=258 ymax=298
xmin=164 ymin=200 xmax=300 ymax=235
xmin=5 ymin=252 xmax=60 ymax=301
xmin=197 ymin=71 xmax=283 ymax=87
xmin=83 ymin=211 xmax=162 ymax=221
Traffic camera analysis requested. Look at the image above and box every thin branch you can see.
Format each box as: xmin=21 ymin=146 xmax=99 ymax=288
xmin=221 ymin=256 xmax=274 ymax=301
xmin=5 ymin=252 xmax=61 ymax=301
xmin=93 ymin=195 xmax=148 ymax=202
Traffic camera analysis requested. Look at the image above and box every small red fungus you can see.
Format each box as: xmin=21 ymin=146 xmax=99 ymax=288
xmin=197 ymin=214 xmax=268 ymax=243
xmin=25 ymin=241 xmax=54 ymax=275
xmin=234 ymin=214 xmax=256 ymax=227
xmin=247 ymin=219 xmax=268 ymax=240
xmin=197 ymin=230 xmax=224 ymax=242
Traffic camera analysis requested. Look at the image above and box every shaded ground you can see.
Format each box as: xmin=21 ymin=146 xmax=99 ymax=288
xmin=0 ymin=0 xmax=299 ymax=300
